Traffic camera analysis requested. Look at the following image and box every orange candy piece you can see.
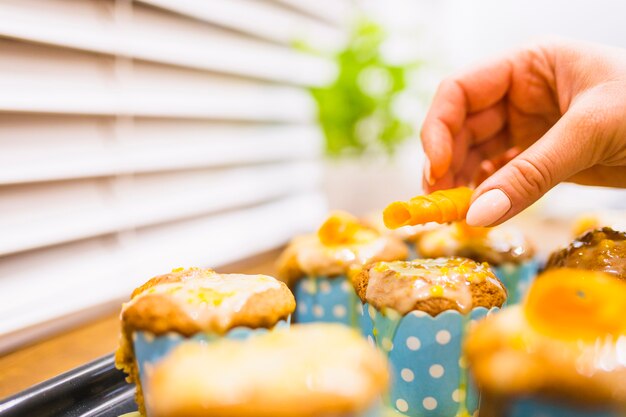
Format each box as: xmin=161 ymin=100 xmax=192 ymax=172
xmin=383 ymin=187 xmax=474 ymax=229
xmin=318 ymin=211 xmax=364 ymax=246
xmin=525 ymin=268 xmax=626 ymax=341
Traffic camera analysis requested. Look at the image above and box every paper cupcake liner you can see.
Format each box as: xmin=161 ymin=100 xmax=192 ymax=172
xmin=502 ymin=397 xmax=619 ymax=417
xmin=294 ymin=275 xmax=359 ymax=327
xmin=133 ymin=319 xmax=289 ymax=386
xmin=359 ymin=304 xmax=499 ymax=417
xmin=492 ymin=260 xmax=538 ymax=305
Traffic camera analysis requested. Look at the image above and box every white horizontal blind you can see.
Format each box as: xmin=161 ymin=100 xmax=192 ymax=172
xmin=0 ymin=0 xmax=348 ymax=352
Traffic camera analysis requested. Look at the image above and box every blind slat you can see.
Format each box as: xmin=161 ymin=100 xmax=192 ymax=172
xmin=269 ymin=0 xmax=351 ymax=26
xmin=0 ymin=78 xmax=315 ymax=121
xmin=0 ymin=125 xmax=322 ymax=184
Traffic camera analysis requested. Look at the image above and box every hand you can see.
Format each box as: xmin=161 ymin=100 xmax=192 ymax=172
xmin=420 ymin=38 xmax=626 ymax=227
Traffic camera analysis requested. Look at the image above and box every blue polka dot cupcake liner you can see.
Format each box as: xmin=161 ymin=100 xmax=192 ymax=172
xmin=500 ymin=397 xmax=619 ymax=417
xmin=492 ymin=260 xmax=538 ymax=305
xmin=133 ymin=320 xmax=289 ymax=387
xmin=294 ymin=275 xmax=359 ymax=327
xmin=360 ymin=304 xmax=499 ymax=417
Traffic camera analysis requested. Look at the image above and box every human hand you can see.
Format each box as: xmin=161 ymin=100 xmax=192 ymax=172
xmin=420 ymin=39 xmax=626 ymax=227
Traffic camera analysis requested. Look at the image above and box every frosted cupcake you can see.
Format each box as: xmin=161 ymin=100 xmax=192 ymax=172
xmin=352 ymin=257 xmax=506 ymax=417
xmin=115 ymin=267 xmax=295 ymax=416
xmin=545 ymin=227 xmax=626 ymax=279
xmin=361 ymin=211 xmax=435 ymax=257
xmin=144 ymin=324 xmax=390 ymax=417
xmin=466 ymin=268 xmax=626 ymax=417
xmin=277 ymin=211 xmax=408 ymax=325
xmin=415 ymin=222 xmax=536 ymax=304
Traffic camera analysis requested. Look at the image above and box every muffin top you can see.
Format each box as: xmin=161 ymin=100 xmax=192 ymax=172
xmin=276 ymin=212 xmax=408 ymax=285
xmin=415 ymin=222 xmax=534 ymax=266
xmin=545 ymin=227 xmax=626 ymax=279
xmin=120 ymin=267 xmax=295 ymax=335
xmin=145 ymin=324 xmax=390 ymax=417
xmin=352 ymin=257 xmax=506 ymax=316
xmin=465 ymin=268 xmax=626 ymax=406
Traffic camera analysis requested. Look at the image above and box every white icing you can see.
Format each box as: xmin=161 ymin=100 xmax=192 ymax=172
xmin=295 ymin=235 xmax=396 ymax=276
xmin=365 ymin=258 xmax=502 ymax=314
xmin=125 ymin=271 xmax=280 ymax=330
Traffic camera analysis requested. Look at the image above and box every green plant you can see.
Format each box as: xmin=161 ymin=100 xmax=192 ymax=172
xmin=309 ymin=19 xmax=417 ymax=157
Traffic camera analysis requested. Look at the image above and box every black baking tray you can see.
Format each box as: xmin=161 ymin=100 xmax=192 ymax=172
xmin=0 ymin=354 xmax=137 ymax=417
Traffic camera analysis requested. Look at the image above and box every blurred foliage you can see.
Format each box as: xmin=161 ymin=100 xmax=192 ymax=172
xmin=306 ymin=19 xmax=418 ymax=157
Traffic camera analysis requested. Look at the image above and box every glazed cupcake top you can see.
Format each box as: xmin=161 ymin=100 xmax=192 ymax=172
xmin=545 ymin=227 xmax=626 ymax=279
xmin=465 ymin=268 xmax=626 ymax=406
xmin=276 ymin=211 xmax=408 ymax=285
xmin=121 ymin=267 xmax=295 ymax=335
xmin=145 ymin=324 xmax=390 ymax=417
xmin=352 ymin=257 xmax=506 ymax=316
xmin=415 ymin=222 xmax=534 ymax=265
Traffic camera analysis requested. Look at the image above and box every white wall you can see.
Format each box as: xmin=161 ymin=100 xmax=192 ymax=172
xmin=440 ymin=0 xmax=626 ymax=68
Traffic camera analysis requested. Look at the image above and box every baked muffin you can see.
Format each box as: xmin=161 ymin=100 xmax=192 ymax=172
xmin=277 ymin=211 xmax=408 ymax=325
xmin=415 ymin=222 xmax=537 ymax=304
xmin=361 ymin=211 xmax=433 ymax=244
xmin=545 ymin=227 xmax=626 ymax=279
xmin=115 ymin=267 xmax=295 ymax=416
xmin=353 ymin=257 xmax=506 ymax=417
xmin=466 ymin=268 xmax=626 ymax=417
xmin=144 ymin=324 xmax=390 ymax=417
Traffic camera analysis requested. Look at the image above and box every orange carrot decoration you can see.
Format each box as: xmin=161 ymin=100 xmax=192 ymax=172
xmin=383 ymin=187 xmax=473 ymax=229
xmin=525 ymin=268 xmax=626 ymax=341
xmin=318 ymin=211 xmax=364 ymax=246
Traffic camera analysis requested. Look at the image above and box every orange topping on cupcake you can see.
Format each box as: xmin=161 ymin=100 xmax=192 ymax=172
xmin=383 ymin=187 xmax=473 ymax=229
xmin=525 ymin=268 xmax=626 ymax=341
xmin=318 ymin=211 xmax=377 ymax=246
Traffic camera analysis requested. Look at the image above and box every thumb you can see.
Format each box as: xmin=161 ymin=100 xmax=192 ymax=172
xmin=466 ymin=102 xmax=599 ymax=227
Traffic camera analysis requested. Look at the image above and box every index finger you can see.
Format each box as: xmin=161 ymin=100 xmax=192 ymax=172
xmin=421 ymin=56 xmax=514 ymax=180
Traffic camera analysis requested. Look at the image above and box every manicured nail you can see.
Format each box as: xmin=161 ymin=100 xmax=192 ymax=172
xmin=423 ymin=158 xmax=434 ymax=186
xmin=466 ymin=189 xmax=511 ymax=227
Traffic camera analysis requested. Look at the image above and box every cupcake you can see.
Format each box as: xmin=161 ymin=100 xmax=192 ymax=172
xmin=277 ymin=211 xmax=408 ymax=325
xmin=465 ymin=268 xmax=626 ymax=417
xmin=545 ymin=227 xmax=626 ymax=279
xmin=415 ymin=222 xmax=537 ymax=304
xmin=352 ymin=257 xmax=507 ymax=417
xmin=144 ymin=324 xmax=390 ymax=417
xmin=115 ymin=267 xmax=295 ymax=416
xmin=361 ymin=211 xmax=435 ymax=258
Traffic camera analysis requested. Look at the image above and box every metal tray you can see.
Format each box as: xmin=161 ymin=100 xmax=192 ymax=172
xmin=0 ymin=354 xmax=137 ymax=417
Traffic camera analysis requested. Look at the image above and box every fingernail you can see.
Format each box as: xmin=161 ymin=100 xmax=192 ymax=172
xmin=466 ymin=189 xmax=511 ymax=227
xmin=423 ymin=158 xmax=435 ymax=186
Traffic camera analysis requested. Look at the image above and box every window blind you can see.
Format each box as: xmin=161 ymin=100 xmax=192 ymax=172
xmin=0 ymin=0 xmax=347 ymax=353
